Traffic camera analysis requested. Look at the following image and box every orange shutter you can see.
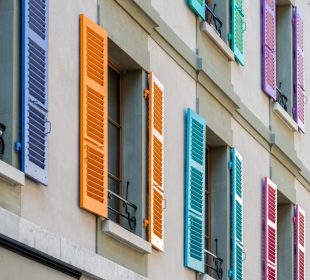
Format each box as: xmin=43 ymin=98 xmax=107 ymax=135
xmin=80 ymin=14 xmax=108 ymax=218
xmin=145 ymin=72 xmax=165 ymax=251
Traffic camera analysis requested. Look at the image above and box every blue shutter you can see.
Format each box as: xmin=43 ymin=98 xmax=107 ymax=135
xmin=22 ymin=0 xmax=49 ymax=185
xmin=184 ymin=108 xmax=206 ymax=273
xmin=188 ymin=0 xmax=206 ymax=20
xmin=230 ymin=148 xmax=244 ymax=280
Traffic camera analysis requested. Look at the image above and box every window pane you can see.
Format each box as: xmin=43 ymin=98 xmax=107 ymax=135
xmin=108 ymin=67 xmax=120 ymax=123
xmin=108 ymin=122 xmax=120 ymax=178
xmin=108 ymin=177 xmax=120 ymax=223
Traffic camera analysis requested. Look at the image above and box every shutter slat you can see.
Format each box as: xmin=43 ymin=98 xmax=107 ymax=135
xmin=263 ymin=177 xmax=278 ymax=280
xmin=185 ymin=109 xmax=206 ymax=273
xmin=22 ymin=0 xmax=49 ymax=185
xmin=293 ymin=8 xmax=306 ymax=132
xmin=262 ymin=0 xmax=276 ymax=99
xmin=231 ymin=0 xmax=245 ymax=65
xmin=80 ymin=15 xmax=108 ymax=217
xmin=231 ymin=148 xmax=244 ymax=280
xmin=147 ymin=73 xmax=165 ymax=251
xmin=188 ymin=0 xmax=206 ymax=20
xmin=295 ymin=205 xmax=306 ymax=280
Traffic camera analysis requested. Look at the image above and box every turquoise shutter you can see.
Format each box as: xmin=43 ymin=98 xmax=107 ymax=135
xmin=188 ymin=0 xmax=206 ymax=20
xmin=230 ymin=148 xmax=244 ymax=280
xmin=184 ymin=108 xmax=206 ymax=273
xmin=231 ymin=0 xmax=245 ymax=65
xmin=22 ymin=0 xmax=49 ymax=185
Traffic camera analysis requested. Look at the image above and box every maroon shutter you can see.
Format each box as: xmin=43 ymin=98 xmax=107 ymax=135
xmin=262 ymin=0 xmax=276 ymax=99
xmin=293 ymin=8 xmax=305 ymax=132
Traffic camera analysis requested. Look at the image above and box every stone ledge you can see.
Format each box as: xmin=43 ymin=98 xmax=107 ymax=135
xmin=0 ymin=207 xmax=147 ymax=280
xmin=200 ymin=21 xmax=235 ymax=62
xmin=273 ymin=102 xmax=298 ymax=132
xmin=102 ymin=220 xmax=152 ymax=254
xmin=0 ymin=160 xmax=25 ymax=186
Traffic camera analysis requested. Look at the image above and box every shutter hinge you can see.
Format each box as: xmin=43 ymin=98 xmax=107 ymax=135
xmin=293 ymin=216 xmax=297 ymax=224
xmin=228 ymin=161 xmax=233 ymax=169
xmin=15 ymin=141 xmax=22 ymax=152
xmin=228 ymin=33 xmax=232 ymax=41
xmin=228 ymin=270 xmax=233 ymax=278
xmin=144 ymin=89 xmax=149 ymax=98
xmin=143 ymin=219 xmax=149 ymax=228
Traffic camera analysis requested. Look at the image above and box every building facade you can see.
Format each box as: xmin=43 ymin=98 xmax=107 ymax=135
xmin=0 ymin=0 xmax=309 ymax=279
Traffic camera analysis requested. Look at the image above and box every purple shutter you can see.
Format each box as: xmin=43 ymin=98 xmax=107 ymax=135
xmin=262 ymin=0 xmax=276 ymax=99
xmin=293 ymin=8 xmax=305 ymax=133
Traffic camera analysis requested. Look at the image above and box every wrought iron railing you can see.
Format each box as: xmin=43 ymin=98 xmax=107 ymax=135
xmin=205 ymin=239 xmax=223 ymax=280
xmin=276 ymin=82 xmax=288 ymax=112
xmin=108 ymin=181 xmax=137 ymax=231
xmin=205 ymin=3 xmax=223 ymax=38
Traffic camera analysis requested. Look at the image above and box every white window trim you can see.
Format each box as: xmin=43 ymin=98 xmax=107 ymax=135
xmin=273 ymin=102 xmax=298 ymax=132
xmin=0 ymin=160 xmax=25 ymax=186
xmin=200 ymin=21 xmax=235 ymax=62
xmin=102 ymin=220 xmax=152 ymax=254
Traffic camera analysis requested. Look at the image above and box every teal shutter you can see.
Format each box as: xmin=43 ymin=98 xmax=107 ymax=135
xmin=184 ymin=108 xmax=206 ymax=273
xmin=230 ymin=148 xmax=244 ymax=280
xmin=188 ymin=0 xmax=205 ymax=20
xmin=231 ymin=0 xmax=245 ymax=65
xmin=22 ymin=0 xmax=49 ymax=185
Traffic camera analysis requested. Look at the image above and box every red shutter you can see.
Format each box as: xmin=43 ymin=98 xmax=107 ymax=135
xmin=295 ymin=205 xmax=306 ymax=280
xmin=263 ymin=177 xmax=277 ymax=280
xmin=262 ymin=0 xmax=276 ymax=99
xmin=293 ymin=8 xmax=305 ymax=132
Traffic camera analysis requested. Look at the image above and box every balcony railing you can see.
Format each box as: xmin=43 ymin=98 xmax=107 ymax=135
xmin=108 ymin=181 xmax=137 ymax=231
xmin=276 ymin=82 xmax=288 ymax=112
xmin=205 ymin=245 xmax=223 ymax=280
xmin=205 ymin=3 xmax=223 ymax=38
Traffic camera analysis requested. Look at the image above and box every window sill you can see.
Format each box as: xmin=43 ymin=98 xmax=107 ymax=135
xmin=0 ymin=160 xmax=24 ymax=186
xmin=273 ymin=102 xmax=298 ymax=132
xmin=102 ymin=220 xmax=152 ymax=254
xmin=199 ymin=273 xmax=216 ymax=280
xmin=200 ymin=21 xmax=235 ymax=62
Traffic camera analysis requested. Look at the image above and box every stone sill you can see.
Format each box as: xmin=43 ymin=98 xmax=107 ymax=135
xmin=273 ymin=102 xmax=298 ymax=132
xmin=0 ymin=160 xmax=24 ymax=186
xmin=102 ymin=220 xmax=152 ymax=254
xmin=200 ymin=21 xmax=235 ymax=61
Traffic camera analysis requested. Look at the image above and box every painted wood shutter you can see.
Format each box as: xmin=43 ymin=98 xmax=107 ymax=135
xmin=145 ymin=72 xmax=165 ymax=251
xmin=294 ymin=205 xmax=306 ymax=280
xmin=80 ymin=15 xmax=108 ymax=218
xmin=22 ymin=0 xmax=49 ymax=185
xmin=231 ymin=0 xmax=245 ymax=65
xmin=262 ymin=0 xmax=276 ymax=100
xmin=184 ymin=108 xmax=206 ymax=273
xmin=263 ymin=177 xmax=277 ymax=280
xmin=293 ymin=8 xmax=306 ymax=133
xmin=230 ymin=148 xmax=244 ymax=280
xmin=188 ymin=0 xmax=206 ymax=20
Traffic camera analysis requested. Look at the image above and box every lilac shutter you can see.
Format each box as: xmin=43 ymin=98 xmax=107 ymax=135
xmin=294 ymin=205 xmax=305 ymax=280
xmin=293 ymin=8 xmax=305 ymax=132
xmin=262 ymin=0 xmax=276 ymax=99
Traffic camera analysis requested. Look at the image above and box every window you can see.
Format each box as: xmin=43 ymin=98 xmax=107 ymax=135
xmin=276 ymin=3 xmax=294 ymax=115
xmin=107 ymin=66 xmax=123 ymax=224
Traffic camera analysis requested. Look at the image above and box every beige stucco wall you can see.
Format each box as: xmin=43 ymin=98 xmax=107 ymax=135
xmin=20 ymin=0 xmax=98 ymax=251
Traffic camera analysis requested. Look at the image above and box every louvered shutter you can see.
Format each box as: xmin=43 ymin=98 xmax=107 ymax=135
xmin=293 ymin=8 xmax=306 ymax=133
xmin=230 ymin=148 xmax=244 ymax=280
xmin=231 ymin=0 xmax=245 ymax=65
xmin=262 ymin=0 xmax=276 ymax=99
xmin=184 ymin=108 xmax=206 ymax=273
xmin=263 ymin=177 xmax=277 ymax=280
xmin=22 ymin=0 xmax=49 ymax=185
xmin=80 ymin=15 xmax=108 ymax=218
xmin=146 ymin=72 xmax=164 ymax=251
xmin=188 ymin=0 xmax=205 ymax=20
xmin=294 ymin=205 xmax=306 ymax=280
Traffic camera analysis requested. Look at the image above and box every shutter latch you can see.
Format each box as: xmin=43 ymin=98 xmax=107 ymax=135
xmin=228 ymin=161 xmax=233 ymax=169
xmin=143 ymin=219 xmax=149 ymax=228
xmin=144 ymin=89 xmax=149 ymax=98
